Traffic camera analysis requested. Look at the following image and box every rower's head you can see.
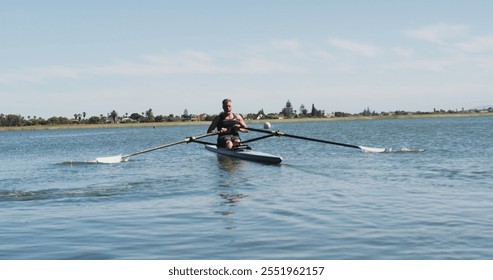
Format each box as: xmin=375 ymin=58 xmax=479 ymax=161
xmin=222 ymin=98 xmax=232 ymax=113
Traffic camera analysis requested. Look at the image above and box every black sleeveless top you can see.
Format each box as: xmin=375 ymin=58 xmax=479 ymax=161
xmin=217 ymin=113 xmax=239 ymax=136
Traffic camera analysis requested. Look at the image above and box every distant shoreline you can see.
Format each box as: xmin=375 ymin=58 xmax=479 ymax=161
xmin=1 ymin=112 xmax=492 ymax=132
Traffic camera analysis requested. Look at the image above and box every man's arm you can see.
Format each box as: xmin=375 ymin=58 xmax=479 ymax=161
xmin=236 ymin=114 xmax=248 ymax=133
xmin=207 ymin=116 xmax=219 ymax=133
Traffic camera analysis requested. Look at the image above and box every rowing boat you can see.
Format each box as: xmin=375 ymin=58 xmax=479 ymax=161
xmin=205 ymin=144 xmax=283 ymax=164
xmin=205 ymin=144 xmax=282 ymax=164
xmin=91 ymin=125 xmax=389 ymax=164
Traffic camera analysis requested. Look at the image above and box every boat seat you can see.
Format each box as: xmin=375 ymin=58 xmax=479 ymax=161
xmin=233 ymin=144 xmax=252 ymax=151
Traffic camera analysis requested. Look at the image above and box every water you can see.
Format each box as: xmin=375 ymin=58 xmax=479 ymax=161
xmin=1 ymin=116 xmax=492 ymax=259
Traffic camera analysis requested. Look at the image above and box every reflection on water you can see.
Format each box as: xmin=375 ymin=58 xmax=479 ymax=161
xmin=213 ymin=155 xmax=248 ymax=229
xmin=215 ymin=192 xmax=247 ymax=216
xmin=216 ymin=155 xmax=243 ymax=172
xmin=215 ymin=189 xmax=247 ymax=218
xmin=219 ymin=192 xmax=247 ymax=204
xmin=216 ymin=192 xmax=247 ymax=230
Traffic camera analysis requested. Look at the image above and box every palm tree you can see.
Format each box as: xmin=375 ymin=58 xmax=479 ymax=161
xmin=110 ymin=110 xmax=118 ymax=123
xmin=145 ymin=108 xmax=154 ymax=122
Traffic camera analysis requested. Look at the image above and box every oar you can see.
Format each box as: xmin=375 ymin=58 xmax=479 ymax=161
xmin=244 ymin=127 xmax=387 ymax=153
xmin=242 ymin=134 xmax=276 ymax=144
xmin=95 ymin=131 xmax=219 ymax=163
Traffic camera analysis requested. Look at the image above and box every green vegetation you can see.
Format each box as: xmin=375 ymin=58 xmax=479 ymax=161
xmin=0 ymin=114 xmax=73 ymax=127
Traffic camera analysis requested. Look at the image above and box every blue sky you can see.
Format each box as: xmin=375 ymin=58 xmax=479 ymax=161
xmin=1 ymin=0 xmax=493 ymax=118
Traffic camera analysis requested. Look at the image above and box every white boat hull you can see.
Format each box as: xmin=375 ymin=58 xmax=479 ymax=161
xmin=205 ymin=145 xmax=282 ymax=164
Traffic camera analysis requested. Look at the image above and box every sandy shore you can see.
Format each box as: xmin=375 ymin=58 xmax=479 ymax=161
xmin=1 ymin=112 xmax=492 ymax=132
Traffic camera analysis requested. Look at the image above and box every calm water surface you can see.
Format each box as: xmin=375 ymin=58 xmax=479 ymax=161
xmin=1 ymin=116 xmax=492 ymax=259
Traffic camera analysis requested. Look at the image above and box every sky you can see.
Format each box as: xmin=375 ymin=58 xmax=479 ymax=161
xmin=1 ymin=0 xmax=493 ymax=118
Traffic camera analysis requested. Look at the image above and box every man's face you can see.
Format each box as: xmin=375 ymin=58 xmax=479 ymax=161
xmin=223 ymin=101 xmax=232 ymax=113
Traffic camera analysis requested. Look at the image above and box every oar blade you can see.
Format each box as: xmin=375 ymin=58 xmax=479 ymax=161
xmin=95 ymin=155 xmax=128 ymax=164
xmin=358 ymin=146 xmax=387 ymax=153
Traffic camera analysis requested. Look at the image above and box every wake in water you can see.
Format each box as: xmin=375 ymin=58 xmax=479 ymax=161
xmin=0 ymin=184 xmax=134 ymax=202
xmin=62 ymin=156 xmax=130 ymax=165
xmin=384 ymin=147 xmax=425 ymax=153
xmin=62 ymin=161 xmax=99 ymax=165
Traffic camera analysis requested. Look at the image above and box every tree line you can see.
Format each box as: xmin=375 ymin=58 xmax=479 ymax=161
xmin=0 ymin=100 xmax=326 ymax=127
xmin=2 ymin=100 xmax=490 ymax=127
xmin=0 ymin=108 xmax=201 ymax=127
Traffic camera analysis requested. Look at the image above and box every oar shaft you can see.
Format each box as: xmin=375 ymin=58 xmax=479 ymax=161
xmin=126 ymin=140 xmax=185 ymax=157
xmin=241 ymin=134 xmax=275 ymax=144
xmin=280 ymin=132 xmax=360 ymax=149
xmin=125 ymin=132 xmax=218 ymax=158
xmin=245 ymin=127 xmax=361 ymax=149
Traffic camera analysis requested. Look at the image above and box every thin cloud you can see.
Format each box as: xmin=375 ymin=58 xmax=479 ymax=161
xmin=238 ymin=58 xmax=304 ymax=74
xmin=385 ymin=56 xmax=464 ymax=72
xmin=329 ymin=38 xmax=379 ymax=58
xmin=312 ymin=50 xmax=335 ymax=61
xmin=271 ymin=39 xmax=302 ymax=53
xmin=406 ymin=23 xmax=469 ymax=44
xmin=473 ymin=56 xmax=493 ymax=69
xmin=141 ymin=50 xmax=219 ymax=73
xmin=391 ymin=47 xmax=414 ymax=58
xmin=0 ymin=49 xmax=303 ymax=84
xmin=0 ymin=65 xmax=87 ymax=83
xmin=456 ymin=35 xmax=493 ymax=52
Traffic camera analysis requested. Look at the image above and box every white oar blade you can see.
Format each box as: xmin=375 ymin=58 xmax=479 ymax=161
xmin=95 ymin=155 xmax=127 ymax=164
xmin=359 ymin=146 xmax=387 ymax=153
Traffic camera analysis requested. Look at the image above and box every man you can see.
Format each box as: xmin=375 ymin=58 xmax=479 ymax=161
xmin=207 ymin=99 xmax=248 ymax=149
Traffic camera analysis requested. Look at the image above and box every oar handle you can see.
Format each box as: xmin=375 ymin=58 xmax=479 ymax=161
xmin=187 ymin=131 xmax=220 ymax=141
